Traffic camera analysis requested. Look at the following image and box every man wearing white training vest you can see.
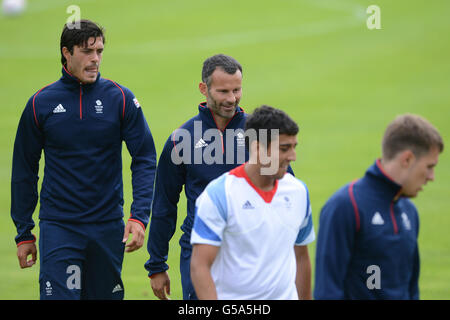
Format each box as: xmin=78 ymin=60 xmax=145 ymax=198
xmin=190 ymin=105 xmax=314 ymax=300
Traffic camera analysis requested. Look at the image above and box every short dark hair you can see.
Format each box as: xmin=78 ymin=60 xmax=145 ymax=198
xmin=245 ymin=105 xmax=299 ymax=147
xmin=202 ymin=54 xmax=242 ymax=87
xmin=382 ymin=114 xmax=444 ymax=160
xmin=60 ymin=19 xmax=105 ymax=66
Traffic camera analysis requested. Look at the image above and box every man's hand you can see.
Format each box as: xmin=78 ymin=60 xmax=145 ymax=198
xmin=150 ymin=271 xmax=171 ymax=300
xmin=17 ymin=243 xmax=37 ymax=269
xmin=123 ymin=220 xmax=145 ymax=253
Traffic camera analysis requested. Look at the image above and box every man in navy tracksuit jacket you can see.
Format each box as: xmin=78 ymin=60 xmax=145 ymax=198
xmin=11 ymin=20 xmax=157 ymax=299
xmin=145 ymin=55 xmax=247 ymax=300
xmin=146 ymin=100 xmax=249 ymax=299
xmin=314 ymin=114 xmax=443 ymax=299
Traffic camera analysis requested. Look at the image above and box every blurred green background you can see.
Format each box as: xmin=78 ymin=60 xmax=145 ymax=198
xmin=1 ymin=0 xmax=449 ymax=299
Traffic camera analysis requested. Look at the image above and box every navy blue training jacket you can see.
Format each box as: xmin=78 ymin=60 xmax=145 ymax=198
xmin=11 ymin=67 xmax=157 ymax=245
xmin=314 ymin=159 xmax=420 ymax=299
xmin=144 ymin=103 xmax=295 ymax=276
xmin=144 ymin=103 xmax=248 ymax=276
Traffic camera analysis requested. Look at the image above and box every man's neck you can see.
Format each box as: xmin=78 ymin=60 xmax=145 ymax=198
xmin=215 ymin=117 xmax=228 ymax=131
xmin=206 ymin=104 xmax=235 ymax=131
xmin=379 ymin=158 xmax=405 ymax=186
xmin=244 ymin=163 xmax=276 ymax=191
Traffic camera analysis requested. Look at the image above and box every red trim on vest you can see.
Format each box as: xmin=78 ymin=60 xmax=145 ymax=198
xmin=229 ymin=164 xmax=278 ymax=203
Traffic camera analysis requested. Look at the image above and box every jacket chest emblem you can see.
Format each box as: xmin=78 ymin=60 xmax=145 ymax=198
xmin=94 ymin=100 xmax=103 ymax=114
xmin=284 ymin=196 xmax=292 ymax=209
xmin=236 ymin=131 xmax=245 ymax=147
xmin=401 ymin=212 xmax=412 ymax=230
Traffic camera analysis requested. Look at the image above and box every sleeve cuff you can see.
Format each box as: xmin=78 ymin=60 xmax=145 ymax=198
xmin=128 ymin=218 xmax=146 ymax=231
xmin=148 ymin=267 xmax=169 ymax=279
xmin=129 ymin=211 xmax=147 ymax=231
xmin=16 ymin=234 xmax=36 ymax=247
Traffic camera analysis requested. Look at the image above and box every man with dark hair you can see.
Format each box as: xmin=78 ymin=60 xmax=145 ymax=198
xmin=11 ymin=19 xmax=157 ymax=299
xmin=190 ymin=105 xmax=314 ymax=299
xmin=201 ymin=54 xmax=242 ymax=87
xmin=145 ymin=53 xmax=247 ymax=300
xmin=60 ymin=19 xmax=106 ymax=67
xmin=314 ymin=114 xmax=444 ymax=299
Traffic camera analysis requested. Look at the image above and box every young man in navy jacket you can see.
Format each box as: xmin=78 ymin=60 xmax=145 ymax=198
xmin=11 ymin=20 xmax=157 ymax=299
xmin=145 ymin=54 xmax=297 ymax=300
xmin=314 ymin=114 xmax=444 ymax=299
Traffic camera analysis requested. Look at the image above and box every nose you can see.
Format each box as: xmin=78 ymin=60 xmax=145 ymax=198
xmin=427 ymin=169 xmax=435 ymax=182
xmin=91 ymin=52 xmax=101 ymax=64
xmin=287 ymin=148 xmax=297 ymax=162
xmin=226 ymin=91 xmax=236 ymax=104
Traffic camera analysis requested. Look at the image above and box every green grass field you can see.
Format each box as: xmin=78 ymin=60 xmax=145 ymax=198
xmin=1 ymin=0 xmax=449 ymax=300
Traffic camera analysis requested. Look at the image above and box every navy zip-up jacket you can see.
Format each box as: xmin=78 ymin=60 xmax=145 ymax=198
xmin=144 ymin=103 xmax=248 ymax=276
xmin=145 ymin=103 xmax=295 ymax=276
xmin=314 ymin=159 xmax=420 ymax=299
xmin=11 ymin=67 xmax=157 ymax=245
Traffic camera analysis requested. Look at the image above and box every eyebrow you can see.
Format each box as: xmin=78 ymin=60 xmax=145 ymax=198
xmin=279 ymin=143 xmax=298 ymax=147
xmin=81 ymin=47 xmax=103 ymax=51
xmin=216 ymin=87 xmax=240 ymax=91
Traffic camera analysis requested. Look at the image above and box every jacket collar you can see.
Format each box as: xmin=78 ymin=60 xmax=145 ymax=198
xmin=365 ymin=159 xmax=403 ymax=202
xmin=198 ymin=102 xmax=245 ymax=131
xmin=60 ymin=65 xmax=101 ymax=89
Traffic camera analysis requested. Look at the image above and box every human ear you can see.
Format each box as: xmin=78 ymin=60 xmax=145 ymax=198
xmin=199 ymin=82 xmax=208 ymax=96
xmin=62 ymin=47 xmax=72 ymax=65
xmin=400 ymin=150 xmax=416 ymax=168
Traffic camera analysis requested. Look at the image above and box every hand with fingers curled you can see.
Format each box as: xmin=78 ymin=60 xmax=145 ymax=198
xmin=150 ymin=271 xmax=171 ymax=300
xmin=17 ymin=242 xmax=37 ymax=269
xmin=122 ymin=220 xmax=145 ymax=253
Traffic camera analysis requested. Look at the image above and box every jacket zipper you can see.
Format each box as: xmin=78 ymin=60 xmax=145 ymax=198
xmin=208 ymin=108 xmax=239 ymax=154
xmin=219 ymin=131 xmax=224 ymax=153
xmin=389 ymin=202 xmax=399 ymax=234
xmin=219 ymin=114 xmax=239 ymax=154
xmin=79 ymin=84 xmax=83 ymax=119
